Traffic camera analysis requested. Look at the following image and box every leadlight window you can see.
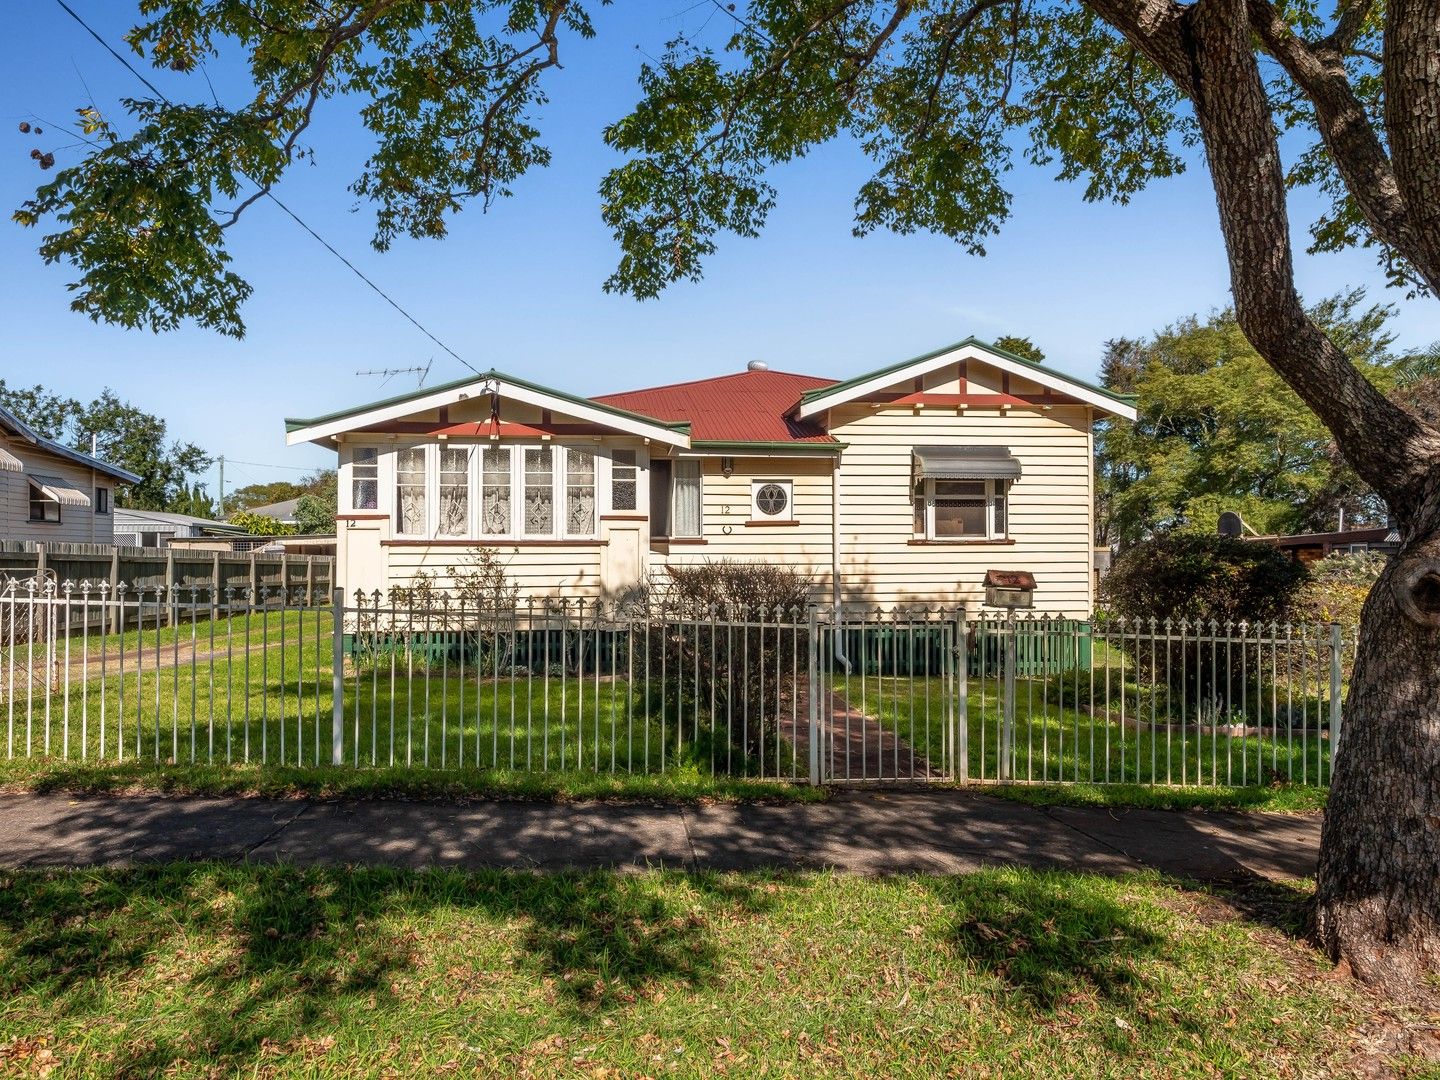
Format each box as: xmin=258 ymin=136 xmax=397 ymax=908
xmin=523 ymin=447 xmax=554 ymax=536
xmin=481 ymin=447 xmax=511 ymax=535
xmin=611 ymin=449 xmax=638 ymax=511
xmin=565 ymin=448 xmax=596 ymax=536
xmin=396 ymin=448 xmax=427 ymax=535
xmin=438 ymin=446 xmax=469 ymax=536
xmin=351 ymin=447 xmax=378 ymax=510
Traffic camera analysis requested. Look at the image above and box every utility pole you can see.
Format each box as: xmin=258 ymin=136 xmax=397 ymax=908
xmin=218 ymin=455 xmax=225 ymax=517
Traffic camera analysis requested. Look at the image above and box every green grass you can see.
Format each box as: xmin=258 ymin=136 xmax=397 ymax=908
xmin=0 ymin=864 xmax=1381 ymax=1078
xmin=842 ymin=673 xmax=1334 ymax=790
xmin=0 ymin=759 xmax=823 ymax=803
xmin=971 ymin=780 xmax=1328 ymax=814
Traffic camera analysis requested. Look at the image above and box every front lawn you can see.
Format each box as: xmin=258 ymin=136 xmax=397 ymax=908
xmin=0 ymin=865 xmax=1388 ymax=1078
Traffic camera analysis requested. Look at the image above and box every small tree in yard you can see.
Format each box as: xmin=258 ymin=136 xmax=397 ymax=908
xmin=21 ymin=0 xmax=1440 ymax=997
xmin=646 ymin=562 xmax=814 ymax=769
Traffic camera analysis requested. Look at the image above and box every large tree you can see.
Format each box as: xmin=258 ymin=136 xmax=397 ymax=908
xmin=1097 ymin=291 xmax=1439 ymax=547
xmin=14 ymin=0 xmax=1440 ymax=994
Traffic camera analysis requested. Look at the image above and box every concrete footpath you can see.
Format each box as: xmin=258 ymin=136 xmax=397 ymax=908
xmin=0 ymin=790 xmax=1320 ymax=880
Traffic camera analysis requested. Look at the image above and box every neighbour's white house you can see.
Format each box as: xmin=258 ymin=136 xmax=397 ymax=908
xmin=0 ymin=405 xmax=139 ymax=544
xmin=113 ymin=508 xmax=247 ymax=548
xmin=285 ymin=339 xmax=1137 ymax=616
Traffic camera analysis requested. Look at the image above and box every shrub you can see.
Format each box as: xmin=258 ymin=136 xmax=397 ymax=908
xmin=225 ymin=510 xmax=297 ymax=537
xmin=1289 ymin=551 xmax=1384 ymax=628
xmin=1101 ymin=534 xmax=1308 ymax=625
xmin=1100 ymin=535 xmax=1309 ymax=718
xmin=643 ymin=561 xmax=815 ymax=766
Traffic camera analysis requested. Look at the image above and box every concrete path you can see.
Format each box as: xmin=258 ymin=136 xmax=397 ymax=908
xmin=0 ymin=790 xmax=1320 ymax=881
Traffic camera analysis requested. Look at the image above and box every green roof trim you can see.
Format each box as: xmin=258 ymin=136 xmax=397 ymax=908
xmin=285 ymin=369 xmax=692 ymax=436
xmin=794 ymin=336 xmax=1137 ymax=411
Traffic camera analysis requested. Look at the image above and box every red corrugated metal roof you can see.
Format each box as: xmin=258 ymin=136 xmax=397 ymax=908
xmin=594 ymin=369 xmax=839 ymax=444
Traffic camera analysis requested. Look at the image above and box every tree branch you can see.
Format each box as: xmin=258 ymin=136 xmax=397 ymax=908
xmin=1245 ymin=0 xmax=1440 ymax=294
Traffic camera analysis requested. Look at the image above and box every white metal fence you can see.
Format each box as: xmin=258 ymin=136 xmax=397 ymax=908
xmin=0 ymin=580 xmax=1344 ymax=788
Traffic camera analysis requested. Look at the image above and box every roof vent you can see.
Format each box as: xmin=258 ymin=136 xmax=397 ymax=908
xmin=746 ymin=360 xmax=769 ymax=372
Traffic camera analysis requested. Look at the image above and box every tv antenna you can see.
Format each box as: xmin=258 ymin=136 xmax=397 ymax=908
xmin=355 ymin=358 xmax=433 ymax=388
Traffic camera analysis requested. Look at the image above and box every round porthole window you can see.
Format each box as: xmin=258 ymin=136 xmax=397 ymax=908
xmin=755 ymin=483 xmax=789 ymax=517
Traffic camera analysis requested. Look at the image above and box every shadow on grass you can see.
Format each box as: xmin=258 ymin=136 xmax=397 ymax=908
xmin=0 ymin=864 xmax=787 ymax=1074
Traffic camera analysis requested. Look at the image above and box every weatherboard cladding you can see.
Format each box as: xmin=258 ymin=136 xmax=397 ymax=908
xmin=593 ymin=369 xmax=839 ymax=445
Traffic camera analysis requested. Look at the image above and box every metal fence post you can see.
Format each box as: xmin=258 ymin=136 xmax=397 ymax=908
xmin=955 ymin=610 xmax=968 ymax=785
xmin=807 ymin=605 xmax=820 ymax=785
xmin=332 ymin=587 xmax=345 ymax=766
xmin=1329 ymin=622 xmax=1343 ymax=762
xmin=1001 ymin=611 xmax=1016 ymax=782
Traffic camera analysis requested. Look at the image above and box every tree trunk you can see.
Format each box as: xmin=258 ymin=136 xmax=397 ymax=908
xmin=1127 ymin=0 xmax=1440 ymax=997
xmin=1315 ymin=540 xmax=1440 ymax=1000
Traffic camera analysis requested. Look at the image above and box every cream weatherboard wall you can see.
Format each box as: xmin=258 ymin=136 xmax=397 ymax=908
xmin=827 ymin=403 xmax=1095 ymax=615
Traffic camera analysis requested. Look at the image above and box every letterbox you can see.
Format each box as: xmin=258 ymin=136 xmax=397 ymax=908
xmin=984 ymin=569 xmax=1036 ymax=609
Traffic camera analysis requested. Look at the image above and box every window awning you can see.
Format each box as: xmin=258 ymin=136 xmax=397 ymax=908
xmin=0 ymin=445 xmax=23 ymax=472
xmin=912 ymin=446 xmax=1022 ymax=481
xmin=28 ymin=473 xmax=91 ymax=508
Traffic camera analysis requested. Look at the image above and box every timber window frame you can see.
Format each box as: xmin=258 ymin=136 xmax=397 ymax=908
xmin=912 ymin=478 xmax=1009 ymax=541
xmin=28 ymin=482 xmax=60 ymax=524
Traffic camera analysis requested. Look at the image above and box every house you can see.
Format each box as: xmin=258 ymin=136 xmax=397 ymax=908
xmin=247 ymin=498 xmax=301 ymax=526
xmin=0 ymin=405 xmax=139 ymax=544
xmin=285 ymin=338 xmax=1137 ymax=616
xmin=1257 ymin=525 xmax=1400 ymax=563
xmin=113 ymin=507 xmax=247 ymax=548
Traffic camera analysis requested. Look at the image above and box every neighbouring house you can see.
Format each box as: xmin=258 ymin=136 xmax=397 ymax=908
xmin=0 ymin=405 xmax=139 ymax=544
xmin=1258 ymin=525 xmax=1400 ymax=563
xmin=113 ymin=507 xmax=248 ymax=548
xmin=246 ymin=498 xmax=301 ymax=526
xmin=285 ymin=338 xmax=1137 ymax=615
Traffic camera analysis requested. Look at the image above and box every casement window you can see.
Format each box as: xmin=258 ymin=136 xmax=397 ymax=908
xmin=670 ymin=460 xmax=702 ymax=538
xmin=565 ymin=448 xmax=596 ymax=536
xmin=438 ymin=446 xmax=470 ymax=536
xmin=913 ymin=478 xmax=1008 ymax=541
xmin=395 ymin=448 xmax=427 ymax=535
xmin=611 ymin=449 xmax=638 ymax=511
xmin=351 ymin=447 xmax=378 ymax=510
xmin=480 ymin=447 xmax=512 ymax=535
xmin=522 ymin=447 xmax=555 ymax=536
xmin=751 ymin=479 xmax=793 ymax=520
xmin=28 ymin=482 xmax=60 ymax=523
xmin=94 ymin=486 xmax=110 ymax=515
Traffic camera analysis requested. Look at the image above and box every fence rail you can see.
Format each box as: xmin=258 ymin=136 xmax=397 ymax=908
xmin=0 ymin=580 xmax=1345 ymax=790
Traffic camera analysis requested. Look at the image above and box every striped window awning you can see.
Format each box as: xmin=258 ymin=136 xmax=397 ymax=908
xmin=28 ymin=473 xmax=91 ymax=508
xmin=912 ymin=446 xmax=1022 ymax=481
xmin=0 ymin=444 xmax=23 ymax=472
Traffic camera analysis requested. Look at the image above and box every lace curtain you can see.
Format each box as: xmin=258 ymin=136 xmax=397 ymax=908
xmin=523 ymin=447 xmax=553 ymax=535
xmin=396 ymin=448 xmax=426 ymax=534
xmin=481 ymin=448 xmax=511 ymax=535
xmin=671 ymin=460 xmax=701 ymax=537
xmin=438 ymin=447 xmax=469 ymax=536
xmin=565 ymin=449 xmax=595 ymax=536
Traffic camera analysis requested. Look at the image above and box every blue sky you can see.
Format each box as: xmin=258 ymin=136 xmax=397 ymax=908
xmin=4 ymin=2 xmax=1439 ymax=501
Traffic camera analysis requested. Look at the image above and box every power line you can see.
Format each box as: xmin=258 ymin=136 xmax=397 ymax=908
xmin=49 ymin=0 xmax=481 ymax=377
